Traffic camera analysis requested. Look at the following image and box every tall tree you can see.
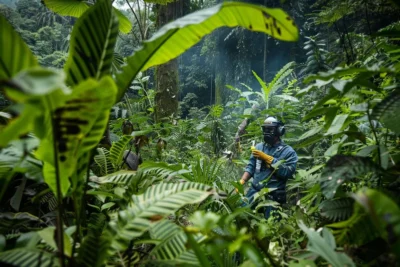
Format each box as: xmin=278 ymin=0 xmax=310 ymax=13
xmin=155 ymin=0 xmax=189 ymax=121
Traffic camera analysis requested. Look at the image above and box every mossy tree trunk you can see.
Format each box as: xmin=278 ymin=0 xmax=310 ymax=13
xmin=155 ymin=0 xmax=189 ymax=122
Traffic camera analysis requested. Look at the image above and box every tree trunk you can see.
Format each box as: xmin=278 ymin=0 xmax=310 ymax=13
xmin=155 ymin=0 xmax=189 ymax=122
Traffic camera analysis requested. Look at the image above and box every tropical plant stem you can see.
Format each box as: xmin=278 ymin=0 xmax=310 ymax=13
xmin=367 ymin=102 xmax=382 ymax=187
xmin=51 ymin=111 xmax=66 ymax=267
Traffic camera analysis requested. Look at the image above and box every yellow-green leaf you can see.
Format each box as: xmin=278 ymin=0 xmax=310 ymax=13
xmin=43 ymin=0 xmax=90 ymax=17
xmin=115 ymin=2 xmax=299 ymax=101
xmin=113 ymin=7 xmax=132 ymax=34
xmin=36 ymin=76 xmax=117 ymax=197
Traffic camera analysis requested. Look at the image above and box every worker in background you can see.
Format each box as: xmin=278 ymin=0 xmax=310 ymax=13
xmin=239 ymin=116 xmax=298 ymax=219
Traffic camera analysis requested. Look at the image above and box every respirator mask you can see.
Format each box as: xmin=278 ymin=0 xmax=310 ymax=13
xmin=262 ymin=126 xmax=277 ymax=145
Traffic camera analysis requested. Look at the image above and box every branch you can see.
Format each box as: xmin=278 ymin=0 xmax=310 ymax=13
xmin=125 ymin=0 xmax=144 ymax=40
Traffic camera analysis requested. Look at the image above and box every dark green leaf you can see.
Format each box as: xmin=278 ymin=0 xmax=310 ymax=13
xmin=371 ymin=89 xmax=400 ymax=134
xmin=320 ymin=155 xmax=379 ymax=199
xmin=64 ymin=0 xmax=119 ymax=86
xmin=319 ymin=198 xmax=354 ymax=221
xmin=302 ymin=107 xmax=338 ymax=122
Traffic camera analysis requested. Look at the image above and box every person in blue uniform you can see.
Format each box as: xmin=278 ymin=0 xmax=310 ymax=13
xmin=239 ymin=116 xmax=298 ymax=219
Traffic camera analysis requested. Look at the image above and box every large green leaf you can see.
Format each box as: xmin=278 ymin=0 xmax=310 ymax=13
xmin=0 ymin=16 xmax=37 ymax=79
xmin=298 ymin=221 xmax=355 ymax=267
xmin=43 ymin=0 xmax=90 ymax=17
xmin=116 ymin=2 xmax=299 ymax=101
xmin=113 ymin=8 xmax=133 ymax=34
xmin=294 ymin=126 xmax=324 ymax=148
xmin=326 ymin=114 xmax=349 ymax=135
xmin=109 ymin=182 xmax=213 ymax=251
xmin=371 ymin=89 xmax=400 ymax=134
xmin=0 ymin=248 xmax=58 ymax=267
xmin=64 ymin=0 xmax=119 ymax=86
xmin=320 ymin=155 xmax=379 ymax=199
xmin=36 ymin=77 xmax=117 ymax=196
xmin=43 ymin=1 xmax=131 ymax=33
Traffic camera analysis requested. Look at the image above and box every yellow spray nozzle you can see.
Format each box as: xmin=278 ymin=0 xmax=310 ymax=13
xmin=250 ymin=140 xmax=256 ymax=150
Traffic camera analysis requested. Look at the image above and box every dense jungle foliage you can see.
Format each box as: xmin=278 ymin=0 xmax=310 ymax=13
xmin=1 ymin=0 xmax=400 ymax=266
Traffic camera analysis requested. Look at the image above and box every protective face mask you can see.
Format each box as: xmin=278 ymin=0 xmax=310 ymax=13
xmin=263 ymin=133 xmax=275 ymax=145
xmin=263 ymin=127 xmax=277 ymax=145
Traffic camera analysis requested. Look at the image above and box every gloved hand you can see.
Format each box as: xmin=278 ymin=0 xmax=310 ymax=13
xmin=235 ymin=179 xmax=246 ymax=193
xmin=252 ymin=149 xmax=274 ymax=165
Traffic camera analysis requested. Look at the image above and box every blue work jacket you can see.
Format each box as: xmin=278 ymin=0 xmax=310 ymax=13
xmin=244 ymin=141 xmax=298 ymax=191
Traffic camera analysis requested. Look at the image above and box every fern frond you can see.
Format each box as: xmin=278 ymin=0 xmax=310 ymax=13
xmin=268 ymin=61 xmax=295 ymax=90
xmin=328 ymin=205 xmax=379 ymax=246
xmin=189 ymin=157 xmax=224 ymax=186
xmin=93 ymin=148 xmax=114 ymax=176
xmin=140 ymin=161 xmax=191 ymax=180
xmin=109 ymin=135 xmax=133 ymax=168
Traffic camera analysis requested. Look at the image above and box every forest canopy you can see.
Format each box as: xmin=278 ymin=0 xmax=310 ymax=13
xmin=0 ymin=0 xmax=400 ymax=266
